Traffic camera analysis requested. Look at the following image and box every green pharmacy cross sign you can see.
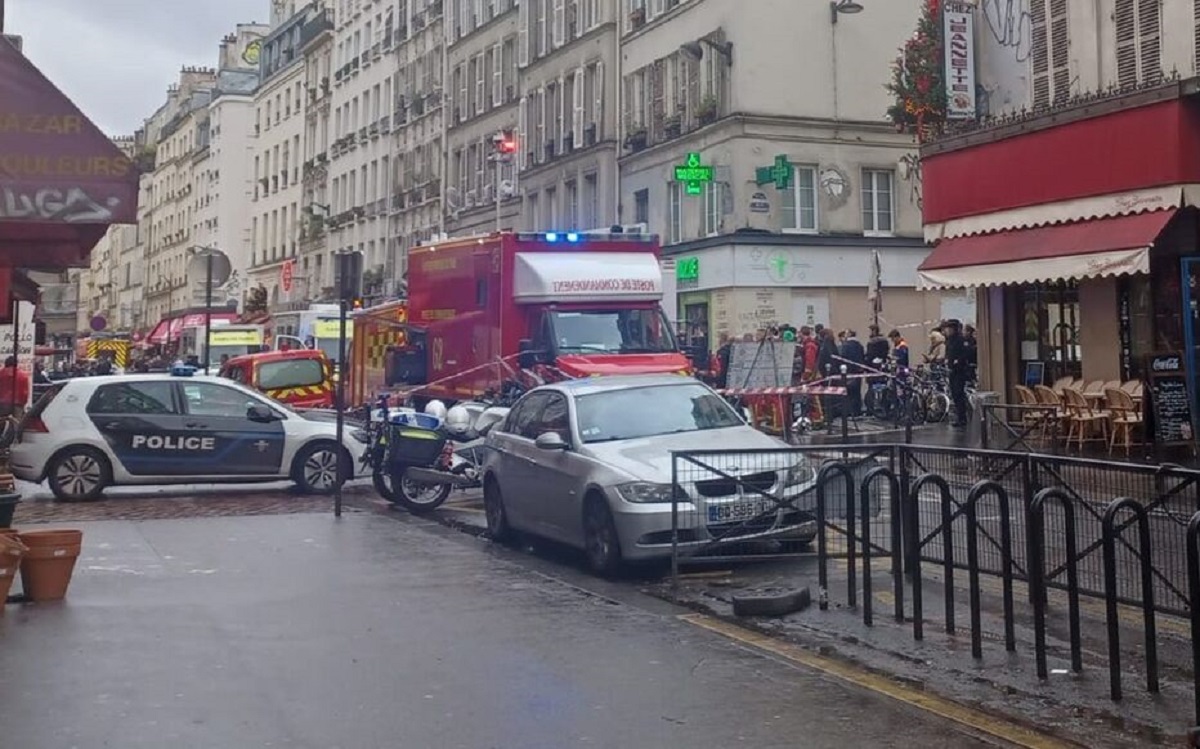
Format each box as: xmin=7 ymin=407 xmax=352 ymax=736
xmin=674 ymin=152 xmax=714 ymax=195
xmin=755 ymin=154 xmax=793 ymax=190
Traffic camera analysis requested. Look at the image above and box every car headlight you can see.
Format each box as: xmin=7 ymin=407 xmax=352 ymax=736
xmin=784 ymin=462 xmax=816 ymax=487
xmin=616 ymin=482 xmax=682 ymax=504
xmin=349 ymin=428 xmax=370 ymax=444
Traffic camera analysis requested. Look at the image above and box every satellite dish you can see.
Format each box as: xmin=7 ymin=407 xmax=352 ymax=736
xmin=187 ymin=248 xmax=232 ymax=288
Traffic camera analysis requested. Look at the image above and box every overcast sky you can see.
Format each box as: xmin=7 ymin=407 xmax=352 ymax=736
xmin=8 ymin=0 xmax=269 ymax=136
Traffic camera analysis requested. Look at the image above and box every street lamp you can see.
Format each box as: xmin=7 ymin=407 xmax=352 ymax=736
xmin=830 ymin=0 xmax=864 ymax=23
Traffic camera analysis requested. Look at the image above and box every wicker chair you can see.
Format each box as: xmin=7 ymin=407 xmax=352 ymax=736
xmin=1105 ymin=388 xmax=1142 ymax=455
xmin=1061 ymin=387 xmax=1110 ymax=450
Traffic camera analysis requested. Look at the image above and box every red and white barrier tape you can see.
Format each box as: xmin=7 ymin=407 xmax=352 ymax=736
xmin=716 ymin=386 xmax=848 ymax=396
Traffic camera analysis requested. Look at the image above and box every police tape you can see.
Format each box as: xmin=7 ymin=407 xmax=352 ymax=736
xmin=716 ymin=386 xmax=848 ymax=396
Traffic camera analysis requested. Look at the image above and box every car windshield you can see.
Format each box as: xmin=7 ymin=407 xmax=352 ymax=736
xmin=258 ymin=358 xmax=325 ymax=390
xmin=575 ymin=383 xmax=743 ymax=443
xmin=550 ymin=309 xmax=677 ymax=354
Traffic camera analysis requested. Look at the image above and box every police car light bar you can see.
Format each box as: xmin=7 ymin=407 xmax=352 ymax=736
xmin=171 ymin=365 xmax=197 ymax=377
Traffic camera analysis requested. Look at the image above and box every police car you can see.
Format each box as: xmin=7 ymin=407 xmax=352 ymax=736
xmin=10 ymin=368 xmax=369 ymax=501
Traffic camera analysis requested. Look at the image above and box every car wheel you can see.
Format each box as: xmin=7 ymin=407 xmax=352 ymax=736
xmin=483 ymin=476 xmax=512 ymax=542
xmin=47 ymin=446 xmax=110 ymax=502
xmin=293 ymin=441 xmax=346 ymax=495
xmin=582 ymin=496 xmax=623 ymax=576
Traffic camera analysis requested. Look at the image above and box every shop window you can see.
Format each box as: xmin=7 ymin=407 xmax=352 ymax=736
xmin=861 ymin=169 xmax=894 ymax=235
xmin=1119 ymin=276 xmax=1154 ymax=380
xmin=634 ymin=188 xmax=649 ymax=224
xmin=781 ymin=164 xmax=818 ymax=233
xmin=1018 ymin=281 xmax=1082 ymax=381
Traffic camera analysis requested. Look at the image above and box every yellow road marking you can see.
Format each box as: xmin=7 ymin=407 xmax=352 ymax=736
xmin=679 ymin=613 xmax=1082 ymax=749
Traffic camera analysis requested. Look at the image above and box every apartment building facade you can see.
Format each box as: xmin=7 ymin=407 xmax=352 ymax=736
xmin=250 ymin=8 xmax=315 ymax=309
xmin=389 ymin=0 xmax=445 ymax=279
xmin=444 ymin=0 xmax=520 ymax=235
xmin=328 ymin=0 xmax=401 ymax=303
xmin=616 ymin=0 xmax=951 ymax=349
xmin=517 ymin=0 xmax=617 ymax=232
xmin=299 ymin=8 xmax=336 ymax=301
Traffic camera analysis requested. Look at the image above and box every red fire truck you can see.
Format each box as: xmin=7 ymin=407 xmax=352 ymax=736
xmin=386 ymin=230 xmax=689 ymax=404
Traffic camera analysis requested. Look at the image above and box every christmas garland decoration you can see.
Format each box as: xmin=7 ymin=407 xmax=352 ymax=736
xmin=885 ymin=0 xmax=947 ymax=142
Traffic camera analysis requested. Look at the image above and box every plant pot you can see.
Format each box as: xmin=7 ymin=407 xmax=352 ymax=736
xmin=0 ymin=492 xmax=19 ymax=528
xmin=0 ymin=532 xmax=27 ymax=602
xmin=17 ymin=529 xmax=82 ymax=602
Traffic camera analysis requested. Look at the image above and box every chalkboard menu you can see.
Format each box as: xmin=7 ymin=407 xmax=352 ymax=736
xmin=1145 ymin=352 xmax=1195 ymax=446
xmin=726 ymin=340 xmax=796 ymax=390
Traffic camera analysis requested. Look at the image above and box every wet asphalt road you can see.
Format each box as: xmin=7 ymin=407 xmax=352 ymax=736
xmin=1 ymin=505 xmax=999 ymax=749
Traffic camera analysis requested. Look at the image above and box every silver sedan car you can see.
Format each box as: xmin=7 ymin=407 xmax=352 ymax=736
xmin=482 ymin=375 xmax=818 ymax=574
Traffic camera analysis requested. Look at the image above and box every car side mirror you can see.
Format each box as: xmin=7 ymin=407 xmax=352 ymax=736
xmin=518 ymin=339 xmax=537 ymax=369
xmin=247 ymin=404 xmax=280 ymax=423
xmin=534 ymin=432 xmax=569 ymax=451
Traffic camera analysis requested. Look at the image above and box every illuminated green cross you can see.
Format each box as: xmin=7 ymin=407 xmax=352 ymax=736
xmin=755 ymin=154 xmax=793 ymax=190
xmin=674 ymin=152 xmax=714 ymax=195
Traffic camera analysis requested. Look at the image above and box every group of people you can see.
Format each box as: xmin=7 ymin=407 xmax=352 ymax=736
xmin=709 ymin=318 xmax=979 ymax=427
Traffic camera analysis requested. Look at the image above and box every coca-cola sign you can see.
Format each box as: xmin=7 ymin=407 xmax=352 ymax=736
xmin=1151 ymin=355 xmax=1182 ymax=373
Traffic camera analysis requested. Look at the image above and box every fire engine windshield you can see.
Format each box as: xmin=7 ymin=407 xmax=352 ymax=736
xmin=549 ymin=309 xmax=677 ymax=355
xmin=258 ymin=359 xmax=325 ymax=390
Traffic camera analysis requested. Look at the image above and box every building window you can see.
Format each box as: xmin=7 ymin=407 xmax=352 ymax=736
xmin=861 ymin=169 xmax=894 ymax=235
xmin=781 ymin=164 xmax=818 ymax=233
xmin=1031 ymin=0 xmax=1070 ymax=107
xmin=1115 ymin=0 xmax=1161 ymax=87
xmin=634 ymin=188 xmax=649 ymax=225
xmin=583 ymin=173 xmax=598 ymax=229
xmin=702 ymin=182 xmax=722 ymax=237
xmin=667 ymin=181 xmax=682 ymax=244
xmin=564 ymin=180 xmax=578 ymax=228
xmin=546 ymin=187 xmax=558 ymax=226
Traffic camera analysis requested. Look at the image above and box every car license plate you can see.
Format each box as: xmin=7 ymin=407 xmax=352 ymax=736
xmin=707 ymin=499 xmax=772 ymax=523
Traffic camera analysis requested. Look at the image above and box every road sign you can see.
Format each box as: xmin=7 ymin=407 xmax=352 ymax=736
xmin=281 ymin=259 xmax=295 ymax=293
xmin=674 ymin=152 xmax=714 ymax=195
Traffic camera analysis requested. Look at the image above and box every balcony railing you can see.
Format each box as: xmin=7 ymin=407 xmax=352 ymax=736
xmin=299 ymin=10 xmax=334 ymax=49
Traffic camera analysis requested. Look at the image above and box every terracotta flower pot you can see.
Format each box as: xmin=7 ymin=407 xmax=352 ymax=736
xmin=17 ymin=529 xmax=82 ymax=602
xmin=0 ymin=531 xmax=27 ymax=602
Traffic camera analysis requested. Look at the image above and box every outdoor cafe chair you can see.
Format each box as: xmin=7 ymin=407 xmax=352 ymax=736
xmin=1051 ymin=376 xmax=1075 ymax=393
xmin=1061 ymin=387 xmax=1110 ymax=451
xmin=1033 ymin=385 xmax=1069 ymax=442
xmin=1104 ymin=387 xmax=1142 ymax=456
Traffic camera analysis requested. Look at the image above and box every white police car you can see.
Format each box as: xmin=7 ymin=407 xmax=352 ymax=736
xmin=11 ymin=368 xmax=369 ymax=501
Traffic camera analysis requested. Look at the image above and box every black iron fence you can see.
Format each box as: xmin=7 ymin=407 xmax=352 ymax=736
xmin=670 ymin=442 xmax=1200 ymax=738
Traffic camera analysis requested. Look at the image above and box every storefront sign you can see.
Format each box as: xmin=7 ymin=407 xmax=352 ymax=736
xmin=674 ymin=153 xmax=714 ymax=195
xmin=754 ymin=155 xmax=792 ymax=191
xmin=281 ymin=259 xmax=295 ymax=292
xmin=676 ymin=257 xmax=699 ymax=285
xmin=1145 ymin=352 xmax=1195 ymax=445
xmin=209 ymin=329 xmax=263 ymax=346
xmin=943 ymin=3 xmax=977 ymax=120
xmin=749 ymin=191 xmax=770 ymax=213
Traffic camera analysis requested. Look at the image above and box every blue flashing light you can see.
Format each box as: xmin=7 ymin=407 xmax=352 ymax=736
xmin=545 ymin=232 xmax=560 ymax=242
xmin=566 ymin=232 xmax=580 ymax=242
xmin=171 ymin=365 xmax=197 ymax=377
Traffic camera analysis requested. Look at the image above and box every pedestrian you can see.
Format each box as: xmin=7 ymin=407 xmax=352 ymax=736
xmin=865 ymin=324 xmax=890 ymax=369
xmin=924 ymin=328 xmax=946 ymax=365
xmin=0 ymin=356 xmax=31 ymax=420
xmin=840 ymin=329 xmax=866 ymax=416
xmin=714 ymin=333 xmax=732 ymax=390
xmin=963 ymin=324 xmax=978 ymax=385
xmin=888 ymin=329 xmax=910 ymax=369
xmin=944 ymin=319 xmax=970 ymax=427
xmin=816 ymin=329 xmax=840 ymax=427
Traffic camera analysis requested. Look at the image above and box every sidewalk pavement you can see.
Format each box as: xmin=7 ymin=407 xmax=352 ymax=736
xmin=649 ymin=547 xmax=1196 ymax=748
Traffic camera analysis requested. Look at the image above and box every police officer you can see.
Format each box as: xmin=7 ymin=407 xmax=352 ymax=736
xmin=944 ymin=319 xmax=970 ymax=427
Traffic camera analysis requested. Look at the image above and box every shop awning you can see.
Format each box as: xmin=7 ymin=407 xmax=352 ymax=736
xmin=917 ymin=210 xmax=1175 ymax=289
xmin=146 ymin=312 xmax=239 ymax=344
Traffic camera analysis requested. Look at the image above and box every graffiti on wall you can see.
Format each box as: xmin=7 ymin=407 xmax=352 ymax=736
xmin=0 ymin=186 xmax=120 ymax=222
xmin=981 ymin=0 xmax=1032 ymax=63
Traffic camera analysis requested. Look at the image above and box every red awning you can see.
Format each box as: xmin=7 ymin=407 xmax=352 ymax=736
xmin=917 ymin=210 xmax=1176 ymax=289
xmin=146 ymin=312 xmax=239 ymax=344
xmin=0 ymin=39 xmax=139 ymax=268
xmin=921 ymin=99 xmax=1200 ymax=232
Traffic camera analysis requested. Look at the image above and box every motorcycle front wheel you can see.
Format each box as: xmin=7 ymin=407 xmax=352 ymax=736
xmin=389 ymin=464 xmax=452 ymax=514
xmin=372 ymin=469 xmax=396 ymax=502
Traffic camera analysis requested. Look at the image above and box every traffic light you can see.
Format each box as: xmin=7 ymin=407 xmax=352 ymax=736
xmin=493 ymin=129 xmax=517 ymax=156
xmin=335 ymin=250 xmax=364 ymax=302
